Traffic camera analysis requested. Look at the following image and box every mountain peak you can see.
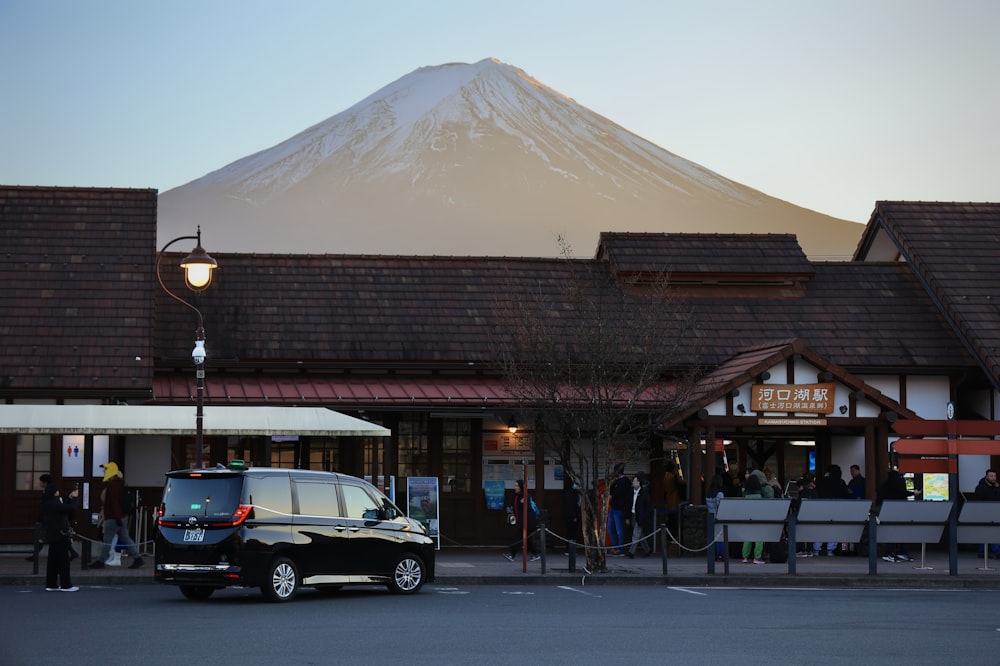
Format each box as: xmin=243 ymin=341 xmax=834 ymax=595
xmin=159 ymin=59 xmax=863 ymax=259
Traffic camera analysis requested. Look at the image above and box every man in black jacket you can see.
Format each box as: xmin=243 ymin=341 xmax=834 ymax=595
xmin=974 ymin=469 xmax=1000 ymax=558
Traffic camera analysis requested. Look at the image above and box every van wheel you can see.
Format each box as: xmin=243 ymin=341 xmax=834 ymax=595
xmin=261 ymin=556 xmax=299 ymax=602
xmin=179 ymin=585 xmax=215 ymax=601
xmin=387 ymin=553 xmax=425 ymax=594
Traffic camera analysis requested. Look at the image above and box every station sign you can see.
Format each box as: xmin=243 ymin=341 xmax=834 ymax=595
xmin=751 ymin=383 xmax=834 ymax=414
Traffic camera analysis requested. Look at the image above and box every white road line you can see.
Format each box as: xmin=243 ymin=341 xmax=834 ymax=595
xmin=668 ymin=587 xmax=707 ymax=596
xmin=557 ymin=585 xmax=602 ymax=597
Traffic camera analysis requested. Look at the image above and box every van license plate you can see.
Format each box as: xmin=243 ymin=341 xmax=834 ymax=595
xmin=183 ymin=528 xmax=205 ymax=543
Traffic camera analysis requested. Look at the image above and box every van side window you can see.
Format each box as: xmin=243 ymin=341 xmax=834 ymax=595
xmin=295 ymin=481 xmax=341 ymax=518
xmin=341 ymin=484 xmax=381 ymax=520
xmin=246 ymin=474 xmax=293 ymax=518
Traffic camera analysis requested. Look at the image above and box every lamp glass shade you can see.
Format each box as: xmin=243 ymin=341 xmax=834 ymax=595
xmin=180 ymin=245 xmax=218 ymax=290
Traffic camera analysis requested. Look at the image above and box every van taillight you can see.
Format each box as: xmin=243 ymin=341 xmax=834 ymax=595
xmin=230 ymin=504 xmax=253 ymax=526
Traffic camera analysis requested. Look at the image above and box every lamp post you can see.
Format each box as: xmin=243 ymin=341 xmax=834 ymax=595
xmin=156 ymin=226 xmax=217 ymax=469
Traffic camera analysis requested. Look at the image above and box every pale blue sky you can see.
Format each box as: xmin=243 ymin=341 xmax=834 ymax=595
xmin=1 ymin=0 xmax=997 ymax=223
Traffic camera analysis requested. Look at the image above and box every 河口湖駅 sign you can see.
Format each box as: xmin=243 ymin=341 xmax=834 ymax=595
xmin=751 ymin=383 xmax=835 ymax=414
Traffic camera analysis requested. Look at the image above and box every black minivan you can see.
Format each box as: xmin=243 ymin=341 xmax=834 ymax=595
xmin=154 ymin=465 xmax=435 ymax=602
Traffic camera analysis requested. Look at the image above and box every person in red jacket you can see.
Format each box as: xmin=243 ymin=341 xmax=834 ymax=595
xmin=88 ymin=462 xmax=144 ymax=569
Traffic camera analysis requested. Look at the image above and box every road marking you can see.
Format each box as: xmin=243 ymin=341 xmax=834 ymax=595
xmin=557 ymin=585 xmax=601 ymax=597
xmin=501 ymin=590 xmax=535 ymax=595
xmin=668 ymin=587 xmax=707 ymax=596
xmin=433 ymin=587 xmax=469 ymax=595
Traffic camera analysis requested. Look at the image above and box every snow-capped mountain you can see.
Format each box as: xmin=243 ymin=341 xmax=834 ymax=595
xmin=158 ymin=58 xmax=863 ymax=258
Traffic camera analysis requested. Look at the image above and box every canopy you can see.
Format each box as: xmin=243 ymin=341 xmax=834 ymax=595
xmin=0 ymin=404 xmax=389 ymax=437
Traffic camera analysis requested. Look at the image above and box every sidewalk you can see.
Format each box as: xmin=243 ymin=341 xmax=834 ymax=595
xmin=5 ymin=546 xmax=1000 ymax=589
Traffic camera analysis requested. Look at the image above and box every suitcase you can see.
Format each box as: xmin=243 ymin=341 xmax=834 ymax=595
xmin=768 ymin=538 xmax=789 ymax=564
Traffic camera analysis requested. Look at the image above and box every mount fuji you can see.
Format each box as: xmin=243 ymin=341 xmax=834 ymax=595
xmin=158 ymin=58 xmax=863 ymax=258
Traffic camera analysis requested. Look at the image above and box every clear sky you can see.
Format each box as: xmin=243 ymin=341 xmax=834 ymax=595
xmin=1 ymin=0 xmax=997 ymax=223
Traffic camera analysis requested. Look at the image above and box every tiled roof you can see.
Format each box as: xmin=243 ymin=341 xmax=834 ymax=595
xmin=153 ymin=248 xmax=969 ymax=375
xmin=856 ymin=202 xmax=1000 ymax=389
xmin=0 ymin=186 xmax=157 ymax=396
xmin=596 ymin=232 xmax=814 ymax=279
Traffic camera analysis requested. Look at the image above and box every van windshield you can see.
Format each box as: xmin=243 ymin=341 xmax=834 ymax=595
xmin=162 ymin=476 xmax=242 ymax=520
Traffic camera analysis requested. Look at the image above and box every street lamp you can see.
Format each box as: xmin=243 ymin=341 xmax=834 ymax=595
xmin=156 ymin=226 xmax=218 ymax=469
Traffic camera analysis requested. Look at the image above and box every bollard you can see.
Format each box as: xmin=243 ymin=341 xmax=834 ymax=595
xmin=868 ymin=512 xmax=878 ymax=575
xmin=568 ymin=540 xmax=577 ymax=573
xmin=659 ymin=523 xmax=669 ymax=576
xmin=706 ymin=512 xmax=715 ymax=574
xmin=539 ymin=524 xmax=547 ymax=574
xmin=787 ymin=511 xmax=797 ymax=575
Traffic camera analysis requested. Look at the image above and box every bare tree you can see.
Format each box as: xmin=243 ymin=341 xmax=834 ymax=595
xmin=492 ymin=240 xmax=703 ymax=572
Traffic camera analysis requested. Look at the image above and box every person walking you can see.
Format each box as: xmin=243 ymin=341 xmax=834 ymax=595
xmin=41 ymin=481 xmax=79 ymax=592
xmin=607 ymin=463 xmax=631 ymax=556
xmin=626 ymin=474 xmax=653 ymax=558
xmin=505 ymin=479 xmax=541 ymax=562
xmin=88 ymin=462 xmax=144 ymax=569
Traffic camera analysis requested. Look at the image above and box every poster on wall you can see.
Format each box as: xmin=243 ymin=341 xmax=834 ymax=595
xmin=483 ymin=480 xmax=506 ymax=510
xmin=406 ymin=477 xmax=440 ymax=549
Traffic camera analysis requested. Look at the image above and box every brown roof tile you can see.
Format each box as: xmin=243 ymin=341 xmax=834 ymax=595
xmin=857 ymin=202 xmax=1000 ymax=388
xmin=0 ymin=186 xmax=157 ymax=396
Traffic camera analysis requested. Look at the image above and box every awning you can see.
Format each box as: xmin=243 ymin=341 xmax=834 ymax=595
xmin=0 ymin=405 xmax=390 ymax=437
xmin=153 ymin=376 xmax=513 ymax=406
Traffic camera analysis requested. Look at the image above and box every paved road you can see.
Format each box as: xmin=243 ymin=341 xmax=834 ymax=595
xmin=3 ymin=582 xmax=997 ymax=665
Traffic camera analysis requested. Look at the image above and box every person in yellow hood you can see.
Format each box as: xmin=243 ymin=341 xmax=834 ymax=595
xmin=88 ymin=462 xmax=144 ymax=569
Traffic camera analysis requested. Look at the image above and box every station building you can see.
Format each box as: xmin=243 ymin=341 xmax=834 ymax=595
xmin=2 ymin=186 xmax=998 ymax=547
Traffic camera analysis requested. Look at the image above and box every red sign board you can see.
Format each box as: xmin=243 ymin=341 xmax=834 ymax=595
xmin=893 ymin=439 xmax=1000 ymax=456
xmin=892 ymin=420 xmax=1000 ymax=437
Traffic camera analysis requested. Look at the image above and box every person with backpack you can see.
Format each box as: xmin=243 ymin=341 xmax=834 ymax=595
xmin=88 ymin=462 xmax=144 ymax=570
xmin=504 ymin=479 xmax=541 ymax=562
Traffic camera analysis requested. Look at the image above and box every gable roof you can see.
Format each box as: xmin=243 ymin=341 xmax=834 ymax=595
xmin=667 ymin=338 xmax=919 ymax=427
xmin=855 ymin=201 xmax=1000 ymax=390
xmin=0 ymin=186 xmax=157 ymax=398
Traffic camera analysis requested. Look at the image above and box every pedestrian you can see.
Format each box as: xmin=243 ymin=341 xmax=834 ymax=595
xmin=877 ymin=469 xmax=921 ymax=562
xmin=607 ymin=463 xmax=631 ymax=556
xmin=763 ymin=467 xmax=783 ymax=498
xmin=795 ymin=473 xmax=817 ymax=557
xmin=706 ymin=466 xmax=726 ymax=562
xmin=41 ymin=481 xmax=79 ymax=592
xmin=26 ymin=474 xmax=54 ymax=564
xmin=847 ymin=464 xmax=866 ymax=500
xmin=741 ymin=467 xmax=767 ymax=564
xmin=88 ymin=462 xmax=144 ymax=569
xmin=662 ymin=462 xmax=683 ymax=541
xmin=561 ymin=478 xmax=582 ymax=549
xmin=626 ymin=474 xmax=653 ymax=557
xmin=813 ymin=464 xmax=850 ymax=556
xmin=973 ymin=469 xmax=1000 ymax=558
xmin=505 ymin=479 xmax=541 ymax=562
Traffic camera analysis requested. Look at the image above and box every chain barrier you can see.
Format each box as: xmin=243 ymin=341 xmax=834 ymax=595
xmin=541 ymin=524 xmax=720 ymax=555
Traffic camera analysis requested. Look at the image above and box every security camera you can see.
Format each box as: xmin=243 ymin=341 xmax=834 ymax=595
xmin=191 ymin=340 xmax=207 ymax=365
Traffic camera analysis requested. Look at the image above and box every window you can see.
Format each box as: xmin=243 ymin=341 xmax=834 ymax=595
xmin=341 ymin=484 xmax=381 ymax=520
xmin=442 ymin=419 xmax=472 ymax=493
xmin=307 ymin=438 xmax=340 ymax=472
xmin=295 ymin=481 xmax=341 ymax=518
xmin=271 ymin=440 xmax=297 ymax=468
xmin=16 ymin=435 xmax=51 ymax=491
xmin=397 ymin=413 xmax=428 ymax=478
